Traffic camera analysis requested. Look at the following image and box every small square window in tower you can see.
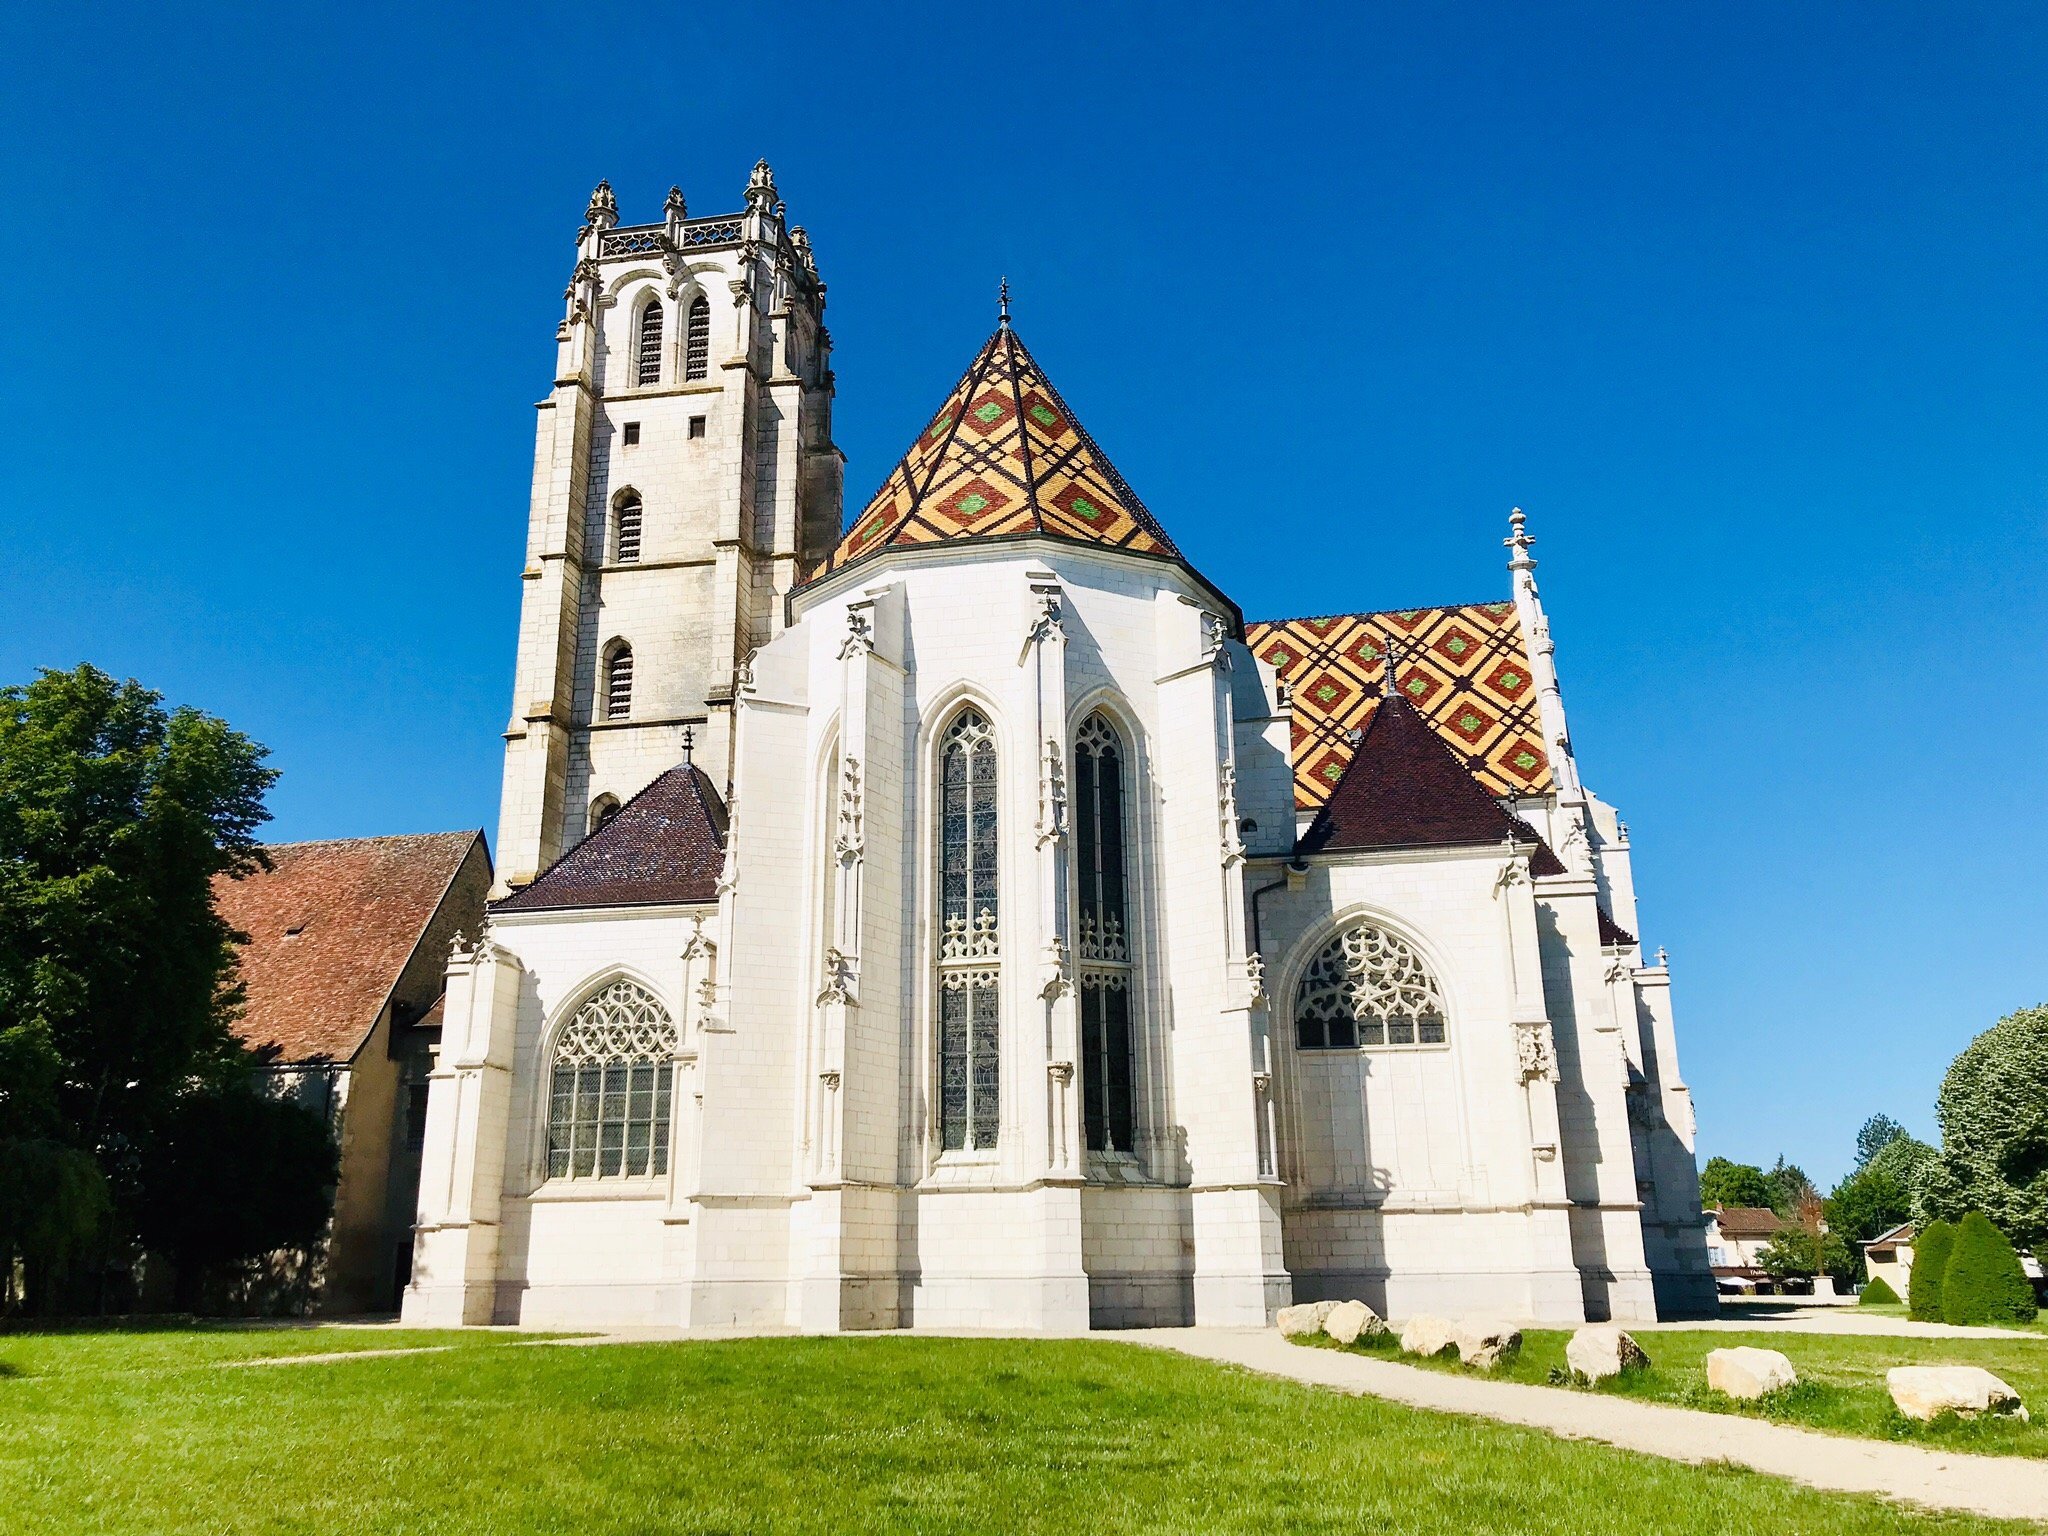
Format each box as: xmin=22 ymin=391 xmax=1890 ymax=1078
xmin=688 ymin=415 xmax=707 ymax=440
xmin=622 ymin=422 xmax=640 ymax=446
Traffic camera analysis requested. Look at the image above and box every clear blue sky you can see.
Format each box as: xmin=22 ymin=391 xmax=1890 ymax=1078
xmin=2 ymin=3 xmax=2042 ymax=1186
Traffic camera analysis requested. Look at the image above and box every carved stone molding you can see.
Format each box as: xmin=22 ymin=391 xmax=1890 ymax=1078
xmin=837 ymin=607 xmax=874 ymax=660
xmin=1037 ymin=737 xmax=1068 ymax=846
xmin=1218 ymin=764 xmax=1245 ymax=866
xmin=1515 ymin=1019 xmax=1557 ymax=1083
xmin=1047 ymin=1060 xmax=1074 ymax=1084
xmin=816 ymin=946 xmax=858 ymax=1007
xmin=835 ymin=755 xmax=864 ymax=866
xmin=1245 ymin=952 xmax=1267 ymax=1004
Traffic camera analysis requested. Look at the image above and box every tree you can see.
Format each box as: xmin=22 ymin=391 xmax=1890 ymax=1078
xmin=1856 ymin=1114 xmax=1910 ymax=1169
xmin=1699 ymin=1157 xmax=1773 ymax=1209
xmin=1757 ymin=1191 xmax=1854 ymax=1288
xmin=1909 ymin=1218 xmax=1956 ymax=1322
xmin=136 ymin=1084 xmax=337 ymax=1310
xmin=1923 ymin=1005 xmax=2048 ymax=1249
xmin=0 ymin=1138 xmax=109 ymax=1313
xmin=1940 ymin=1211 xmax=2037 ymax=1326
xmin=1765 ymin=1157 xmax=1818 ymax=1217
xmin=1866 ymin=1132 xmax=1938 ymax=1216
xmin=1825 ymin=1164 xmax=1913 ymax=1283
xmin=0 ymin=665 xmax=279 ymax=1310
xmin=1859 ymin=1274 xmax=1899 ymax=1305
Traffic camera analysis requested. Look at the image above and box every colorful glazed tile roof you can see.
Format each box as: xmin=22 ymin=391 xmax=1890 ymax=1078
xmin=815 ymin=323 xmax=1181 ymax=576
xmin=1247 ymin=603 xmax=1554 ymax=811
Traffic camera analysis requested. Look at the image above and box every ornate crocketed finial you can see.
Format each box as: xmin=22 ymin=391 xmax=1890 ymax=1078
xmin=681 ymin=724 xmax=695 ymax=765
xmin=789 ymin=226 xmax=817 ymax=277
xmin=999 ymin=275 xmax=1011 ymax=328
xmin=1380 ymin=629 xmax=1404 ymax=702
xmin=1506 ymin=505 xmax=1537 ymax=572
xmin=664 ymin=184 xmax=688 ymax=220
xmin=586 ymin=179 xmax=618 ymax=228
xmin=746 ymin=158 xmax=779 ymax=212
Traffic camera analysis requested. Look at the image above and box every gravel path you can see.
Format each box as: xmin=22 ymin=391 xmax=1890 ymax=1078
xmin=1639 ymin=1307 xmax=2042 ymax=1341
xmin=1126 ymin=1328 xmax=2048 ymax=1524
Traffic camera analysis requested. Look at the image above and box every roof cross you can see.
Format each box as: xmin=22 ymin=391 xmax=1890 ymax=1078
xmin=998 ymin=275 xmax=1011 ymax=328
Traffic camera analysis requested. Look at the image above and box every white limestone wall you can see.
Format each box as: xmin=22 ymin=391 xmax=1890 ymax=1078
xmin=1257 ymin=846 xmax=1587 ymax=1323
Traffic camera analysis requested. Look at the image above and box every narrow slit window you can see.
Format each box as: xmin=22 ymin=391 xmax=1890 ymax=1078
xmin=614 ymin=493 xmax=642 ymax=564
xmin=605 ymin=644 xmax=634 ymax=720
xmin=1075 ymin=714 xmax=1136 ymax=1155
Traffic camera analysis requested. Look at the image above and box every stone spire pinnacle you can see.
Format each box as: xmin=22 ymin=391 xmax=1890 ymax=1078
xmin=585 ymin=179 xmax=618 ymax=231
xmin=999 ymin=275 xmax=1011 ymax=328
xmin=1503 ymin=506 xmax=1584 ymax=802
xmin=1505 ymin=505 xmax=1536 ymax=573
xmin=664 ymin=184 xmax=688 ymax=220
xmin=745 ymin=159 xmax=779 ymax=213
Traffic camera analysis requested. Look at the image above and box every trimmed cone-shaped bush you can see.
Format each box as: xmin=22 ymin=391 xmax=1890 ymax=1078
xmin=1942 ymin=1211 xmax=2038 ymax=1326
xmin=1859 ymin=1274 xmax=1900 ymax=1306
xmin=1909 ymin=1219 xmax=1955 ymax=1321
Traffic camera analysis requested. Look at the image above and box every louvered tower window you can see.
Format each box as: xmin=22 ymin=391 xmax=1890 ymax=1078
xmin=605 ymin=643 xmax=634 ymax=721
xmin=1074 ymin=714 xmax=1135 ymax=1155
xmin=636 ymin=299 xmax=663 ymax=386
xmin=545 ymin=979 xmax=676 ymax=1180
xmin=936 ymin=708 xmax=1000 ymax=1153
xmin=685 ymin=295 xmax=710 ymax=381
xmin=614 ymin=492 xmax=642 ymax=564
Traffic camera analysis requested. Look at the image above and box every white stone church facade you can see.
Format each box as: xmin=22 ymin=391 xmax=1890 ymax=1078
xmin=402 ymin=165 xmax=1715 ymax=1333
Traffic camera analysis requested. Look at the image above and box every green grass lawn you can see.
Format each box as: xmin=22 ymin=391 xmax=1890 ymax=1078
xmin=1314 ymin=1325 xmax=2048 ymax=1460
xmin=0 ymin=1321 xmax=534 ymax=1379
xmin=0 ymin=1329 xmax=2035 ymax=1534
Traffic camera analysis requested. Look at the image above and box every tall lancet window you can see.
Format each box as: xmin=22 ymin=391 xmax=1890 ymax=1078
xmin=1074 ymin=713 xmax=1135 ymax=1155
xmin=613 ymin=491 xmax=643 ymax=563
xmin=936 ymin=708 xmax=1000 ymax=1152
xmin=604 ymin=642 xmax=634 ymax=720
xmin=635 ymin=298 xmax=664 ymax=386
xmin=685 ymin=295 xmax=710 ymax=381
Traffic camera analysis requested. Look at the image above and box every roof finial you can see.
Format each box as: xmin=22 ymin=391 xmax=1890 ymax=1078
xmin=998 ymin=275 xmax=1011 ymax=328
xmin=1506 ymin=505 xmax=1536 ymax=572
xmin=1380 ymin=629 xmax=1403 ymax=702
xmin=681 ymin=724 xmax=695 ymax=764
xmin=585 ymin=179 xmax=618 ymax=231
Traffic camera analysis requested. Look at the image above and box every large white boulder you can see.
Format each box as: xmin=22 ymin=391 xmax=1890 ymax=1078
xmin=1706 ymin=1346 xmax=1798 ymax=1400
xmin=1323 ymin=1299 xmax=1387 ymax=1346
xmin=1566 ymin=1325 xmax=1650 ymax=1382
xmin=1887 ymin=1366 xmax=2029 ymax=1423
xmin=1276 ymin=1300 xmax=1339 ymax=1338
xmin=1455 ymin=1323 xmax=1523 ymax=1370
xmin=1399 ymin=1314 xmax=1462 ymax=1360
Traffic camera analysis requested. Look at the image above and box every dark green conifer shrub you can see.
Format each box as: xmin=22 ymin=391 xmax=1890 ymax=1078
xmin=1941 ymin=1211 xmax=2038 ymax=1325
xmin=1858 ymin=1274 xmax=1899 ymax=1306
xmin=1908 ymin=1219 xmax=1955 ymax=1321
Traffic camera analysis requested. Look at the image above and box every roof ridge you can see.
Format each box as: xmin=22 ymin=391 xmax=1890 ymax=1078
xmin=1298 ymin=691 xmax=1527 ymax=857
xmin=255 ymin=829 xmax=483 ymax=852
xmin=1247 ymin=598 xmax=1515 ymax=629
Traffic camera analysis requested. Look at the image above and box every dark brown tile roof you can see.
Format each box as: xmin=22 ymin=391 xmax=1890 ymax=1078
xmin=1297 ymin=694 xmax=1532 ymax=857
xmin=1709 ymin=1205 xmax=1786 ymax=1239
xmin=214 ymin=831 xmax=483 ymax=1064
xmin=496 ymin=763 xmax=726 ymax=912
xmin=1598 ymin=905 xmax=1638 ymax=948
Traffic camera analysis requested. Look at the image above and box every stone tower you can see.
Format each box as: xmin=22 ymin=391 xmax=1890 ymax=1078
xmin=495 ymin=164 xmax=843 ymax=892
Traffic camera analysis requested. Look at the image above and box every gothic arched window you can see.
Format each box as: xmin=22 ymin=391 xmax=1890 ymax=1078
xmin=936 ymin=707 xmax=1000 ymax=1152
xmin=685 ymin=294 xmax=710 ymax=381
xmin=1294 ymin=922 xmax=1447 ymax=1050
xmin=545 ymin=979 xmax=676 ymax=1179
xmin=1074 ymin=713 xmax=1135 ymax=1155
xmin=636 ymin=298 xmax=664 ymax=386
xmin=604 ymin=642 xmax=634 ymax=721
xmin=613 ymin=491 xmax=643 ymax=564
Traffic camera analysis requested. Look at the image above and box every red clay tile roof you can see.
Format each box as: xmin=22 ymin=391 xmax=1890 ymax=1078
xmin=1298 ymin=694 xmax=1533 ymax=857
xmin=1710 ymin=1206 xmax=1786 ymax=1239
xmin=496 ymin=763 xmax=726 ymax=912
xmin=215 ymin=831 xmax=482 ymax=1064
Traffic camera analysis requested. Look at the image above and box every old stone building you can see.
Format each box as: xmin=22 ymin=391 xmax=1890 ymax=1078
xmin=404 ymin=165 xmax=1713 ymax=1331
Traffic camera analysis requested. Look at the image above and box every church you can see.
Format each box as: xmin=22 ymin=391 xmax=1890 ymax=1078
xmin=401 ymin=164 xmax=1715 ymax=1333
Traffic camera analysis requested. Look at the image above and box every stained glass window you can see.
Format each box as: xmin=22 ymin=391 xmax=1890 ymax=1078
xmin=1075 ymin=714 xmax=1135 ymax=1153
xmin=937 ymin=708 xmax=999 ymax=1151
xmin=545 ymin=979 xmax=676 ymax=1180
xmin=1295 ymin=923 xmax=1447 ymax=1050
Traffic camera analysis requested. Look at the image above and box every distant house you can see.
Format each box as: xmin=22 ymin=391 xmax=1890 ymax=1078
xmin=1861 ymin=1222 xmax=1916 ymax=1298
xmin=214 ymin=831 xmax=489 ymax=1313
xmin=1704 ymin=1205 xmax=1786 ymax=1294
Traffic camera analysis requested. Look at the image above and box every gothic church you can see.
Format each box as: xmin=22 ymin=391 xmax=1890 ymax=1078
xmin=403 ymin=164 xmax=1715 ymax=1332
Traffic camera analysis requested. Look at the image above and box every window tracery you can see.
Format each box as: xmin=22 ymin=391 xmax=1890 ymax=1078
xmin=1294 ymin=922 xmax=1447 ymax=1049
xmin=936 ymin=708 xmax=1000 ymax=1152
xmin=545 ymin=979 xmax=676 ymax=1180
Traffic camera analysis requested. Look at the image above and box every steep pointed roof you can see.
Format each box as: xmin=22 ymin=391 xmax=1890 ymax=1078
xmin=1298 ymin=693 xmax=1532 ymax=857
xmin=496 ymin=763 xmax=726 ymax=912
xmin=815 ymin=323 xmax=1182 ymax=577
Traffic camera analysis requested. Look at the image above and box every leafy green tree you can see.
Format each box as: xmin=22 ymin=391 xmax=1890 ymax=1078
xmin=136 ymin=1084 xmax=338 ymax=1310
xmin=0 ymin=1138 xmax=109 ymax=1312
xmin=1757 ymin=1193 xmax=1854 ymax=1288
xmin=1866 ymin=1132 xmax=1938 ymax=1215
xmin=1699 ymin=1157 xmax=1773 ymax=1209
xmin=0 ymin=665 xmax=281 ymax=1310
xmin=1856 ymin=1114 xmax=1910 ymax=1169
xmin=1923 ymin=1005 xmax=2048 ymax=1249
xmin=1858 ymin=1274 xmax=1899 ymax=1305
xmin=1764 ymin=1157 xmax=1818 ymax=1216
xmin=1825 ymin=1164 xmax=1913 ymax=1281
xmin=1940 ymin=1211 xmax=2037 ymax=1326
xmin=1909 ymin=1218 xmax=1955 ymax=1321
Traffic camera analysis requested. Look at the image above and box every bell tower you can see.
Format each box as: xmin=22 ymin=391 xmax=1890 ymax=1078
xmin=495 ymin=163 xmax=843 ymax=891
